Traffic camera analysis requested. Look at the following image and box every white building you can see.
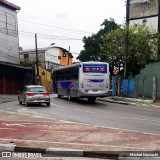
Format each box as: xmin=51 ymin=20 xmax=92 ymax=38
xmin=0 ymin=0 xmax=20 ymax=64
xmin=20 ymin=46 xmax=73 ymax=71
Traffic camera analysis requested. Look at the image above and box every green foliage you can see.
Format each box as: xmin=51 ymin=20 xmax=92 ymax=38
xmin=77 ymin=18 xmax=120 ymax=61
xmin=100 ymin=25 xmax=159 ymax=77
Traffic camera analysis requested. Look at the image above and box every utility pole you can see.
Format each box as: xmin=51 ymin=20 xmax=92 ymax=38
xmin=35 ymin=33 xmax=39 ymax=83
xmin=158 ymin=0 xmax=160 ymax=56
xmin=124 ymin=0 xmax=130 ymax=78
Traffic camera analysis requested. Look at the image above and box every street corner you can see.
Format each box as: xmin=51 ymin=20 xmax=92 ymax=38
xmin=0 ymin=119 xmax=160 ymax=152
xmin=0 ymin=120 xmax=98 ymax=150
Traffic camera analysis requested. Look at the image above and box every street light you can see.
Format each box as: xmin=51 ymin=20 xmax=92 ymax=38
xmin=46 ymin=43 xmax=55 ymax=51
xmin=45 ymin=43 xmax=55 ymax=70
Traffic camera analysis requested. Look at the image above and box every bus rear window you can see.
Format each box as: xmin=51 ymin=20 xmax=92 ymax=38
xmin=83 ymin=64 xmax=107 ymax=73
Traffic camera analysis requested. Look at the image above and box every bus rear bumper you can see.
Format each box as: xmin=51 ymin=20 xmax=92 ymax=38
xmin=79 ymin=92 xmax=109 ymax=98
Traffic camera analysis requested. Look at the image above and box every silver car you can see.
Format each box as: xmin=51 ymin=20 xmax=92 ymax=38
xmin=18 ymin=85 xmax=50 ymax=106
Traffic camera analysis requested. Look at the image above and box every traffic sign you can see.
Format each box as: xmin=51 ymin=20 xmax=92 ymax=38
xmin=113 ymin=69 xmax=119 ymax=75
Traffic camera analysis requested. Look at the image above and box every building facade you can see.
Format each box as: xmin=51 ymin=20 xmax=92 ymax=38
xmin=20 ymin=46 xmax=73 ymax=70
xmin=0 ymin=0 xmax=20 ymax=64
xmin=128 ymin=0 xmax=159 ymax=32
xmin=0 ymin=1 xmax=33 ymax=94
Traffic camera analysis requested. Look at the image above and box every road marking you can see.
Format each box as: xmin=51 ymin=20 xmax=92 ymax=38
xmin=0 ymin=138 xmax=152 ymax=150
xmin=2 ymin=123 xmax=26 ymax=127
xmin=74 ymin=109 xmax=96 ymax=114
xmin=0 ymin=128 xmax=17 ymax=130
xmin=40 ymin=130 xmax=54 ymax=133
xmin=120 ymin=116 xmax=160 ymax=124
xmin=0 ymin=109 xmax=58 ymax=121
xmin=51 ymin=103 xmax=60 ymax=107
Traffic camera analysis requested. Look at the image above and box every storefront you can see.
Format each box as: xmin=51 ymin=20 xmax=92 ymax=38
xmin=0 ymin=62 xmax=33 ymax=94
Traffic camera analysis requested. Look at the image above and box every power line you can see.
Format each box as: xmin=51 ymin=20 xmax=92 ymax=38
xmin=19 ymin=31 xmax=82 ymax=40
xmin=19 ymin=30 xmax=83 ymax=39
xmin=18 ymin=23 xmax=90 ymax=36
xmin=18 ymin=19 xmax=93 ymax=34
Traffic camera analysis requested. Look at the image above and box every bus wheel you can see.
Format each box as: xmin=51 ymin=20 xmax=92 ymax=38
xmin=88 ymin=97 xmax=96 ymax=103
xmin=58 ymin=94 xmax=61 ymax=98
xmin=68 ymin=91 xmax=72 ymax=101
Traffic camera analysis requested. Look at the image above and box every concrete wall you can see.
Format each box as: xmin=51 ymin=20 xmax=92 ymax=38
xmin=136 ymin=63 xmax=160 ymax=98
xmin=130 ymin=0 xmax=158 ymax=19
xmin=0 ymin=5 xmax=19 ymax=64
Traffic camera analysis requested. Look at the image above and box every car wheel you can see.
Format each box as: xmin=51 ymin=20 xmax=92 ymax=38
xmin=24 ymin=99 xmax=28 ymax=106
xmin=46 ymin=103 xmax=50 ymax=106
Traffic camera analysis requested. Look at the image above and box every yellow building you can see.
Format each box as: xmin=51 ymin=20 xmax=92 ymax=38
xmin=35 ymin=65 xmax=52 ymax=92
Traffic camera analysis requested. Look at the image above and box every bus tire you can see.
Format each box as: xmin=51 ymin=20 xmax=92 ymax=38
xmin=88 ymin=97 xmax=96 ymax=103
xmin=58 ymin=94 xmax=61 ymax=98
xmin=68 ymin=91 xmax=72 ymax=101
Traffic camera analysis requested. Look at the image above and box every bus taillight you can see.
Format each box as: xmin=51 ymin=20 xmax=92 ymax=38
xmin=80 ymin=84 xmax=84 ymax=88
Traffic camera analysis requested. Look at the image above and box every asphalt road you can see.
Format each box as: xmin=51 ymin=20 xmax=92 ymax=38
xmin=0 ymin=95 xmax=160 ymax=135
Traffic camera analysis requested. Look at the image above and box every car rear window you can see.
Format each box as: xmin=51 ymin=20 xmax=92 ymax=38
xmin=27 ymin=87 xmax=46 ymax=93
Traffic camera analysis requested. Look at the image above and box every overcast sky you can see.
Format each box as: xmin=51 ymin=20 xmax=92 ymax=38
xmin=11 ymin=0 xmax=126 ymax=57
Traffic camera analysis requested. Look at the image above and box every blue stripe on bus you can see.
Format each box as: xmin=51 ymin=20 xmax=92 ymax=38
xmin=88 ymin=79 xmax=104 ymax=82
xmin=60 ymin=82 xmax=74 ymax=89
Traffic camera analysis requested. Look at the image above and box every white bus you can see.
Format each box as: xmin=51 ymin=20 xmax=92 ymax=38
xmin=53 ymin=61 xmax=110 ymax=103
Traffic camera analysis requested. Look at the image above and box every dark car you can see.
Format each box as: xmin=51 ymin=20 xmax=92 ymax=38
xmin=18 ymin=85 xmax=50 ymax=106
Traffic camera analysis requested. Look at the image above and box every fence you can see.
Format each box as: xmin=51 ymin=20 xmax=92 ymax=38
xmin=112 ymin=76 xmax=160 ymax=101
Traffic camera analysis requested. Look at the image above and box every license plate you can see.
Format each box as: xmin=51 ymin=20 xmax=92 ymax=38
xmin=93 ymin=90 xmax=98 ymax=92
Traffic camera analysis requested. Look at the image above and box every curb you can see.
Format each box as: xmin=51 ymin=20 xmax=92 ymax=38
xmin=98 ymin=98 xmax=129 ymax=105
xmin=0 ymin=144 xmax=119 ymax=159
xmin=98 ymin=98 xmax=160 ymax=108
xmin=113 ymin=96 xmax=154 ymax=104
xmin=0 ymin=100 xmax=17 ymax=104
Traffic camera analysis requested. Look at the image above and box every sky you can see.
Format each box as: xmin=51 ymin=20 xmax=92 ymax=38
xmin=11 ymin=0 xmax=126 ymax=59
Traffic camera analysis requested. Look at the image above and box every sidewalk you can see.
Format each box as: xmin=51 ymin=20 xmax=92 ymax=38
xmin=0 ymin=94 xmax=17 ymax=103
xmin=0 ymin=94 xmax=160 ymax=159
xmin=98 ymin=96 xmax=160 ymax=108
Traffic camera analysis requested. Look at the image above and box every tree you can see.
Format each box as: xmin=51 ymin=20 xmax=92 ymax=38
xmin=77 ymin=18 xmax=120 ymax=62
xmin=100 ymin=25 xmax=159 ymax=78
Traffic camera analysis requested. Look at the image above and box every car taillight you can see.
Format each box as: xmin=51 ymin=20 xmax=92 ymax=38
xmin=27 ymin=93 xmax=34 ymax=96
xmin=43 ymin=93 xmax=49 ymax=96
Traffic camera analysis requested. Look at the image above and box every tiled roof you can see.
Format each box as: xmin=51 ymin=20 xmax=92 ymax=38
xmin=0 ymin=0 xmax=20 ymax=10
